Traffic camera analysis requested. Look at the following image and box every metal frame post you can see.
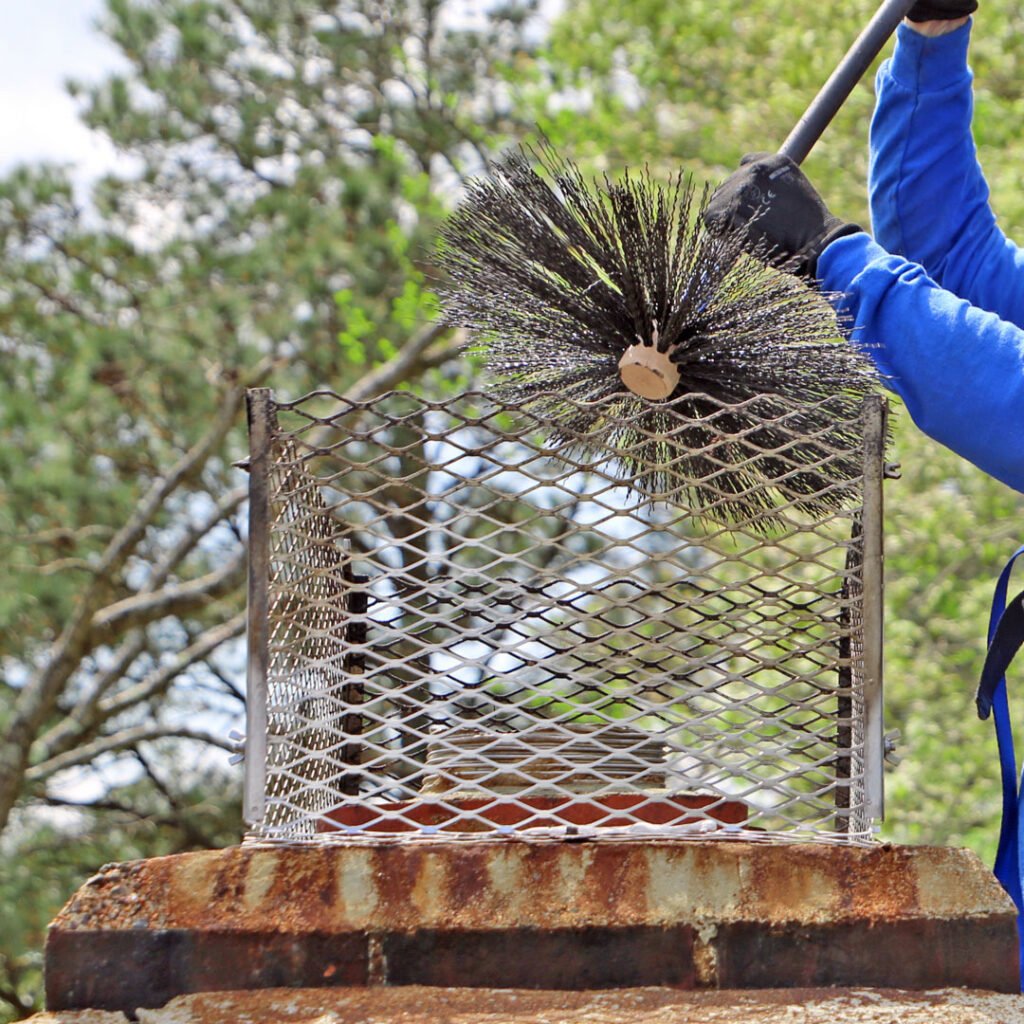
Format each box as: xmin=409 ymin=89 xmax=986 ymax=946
xmin=834 ymin=523 xmax=859 ymax=833
xmin=861 ymin=395 xmax=887 ymax=821
xmin=244 ymin=388 xmax=274 ymax=827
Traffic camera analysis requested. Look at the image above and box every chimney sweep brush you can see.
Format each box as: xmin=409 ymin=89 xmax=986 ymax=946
xmin=436 ymin=0 xmax=914 ymax=529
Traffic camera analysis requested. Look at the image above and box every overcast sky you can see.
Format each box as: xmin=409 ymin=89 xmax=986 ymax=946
xmin=0 ymin=0 xmax=564 ymax=184
xmin=0 ymin=0 xmax=124 ymax=179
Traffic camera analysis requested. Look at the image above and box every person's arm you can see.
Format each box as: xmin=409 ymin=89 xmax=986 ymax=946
xmin=870 ymin=20 xmax=1024 ymax=325
xmin=705 ymin=154 xmax=1024 ymax=492
xmin=819 ymin=232 xmax=1024 ymax=492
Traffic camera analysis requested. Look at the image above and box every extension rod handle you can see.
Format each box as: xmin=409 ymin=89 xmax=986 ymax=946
xmin=779 ymin=0 xmax=918 ymax=165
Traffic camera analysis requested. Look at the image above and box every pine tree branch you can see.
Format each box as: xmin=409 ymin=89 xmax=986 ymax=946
xmin=35 ymin=793 xmax=158 ymax=821
xmin=0 ymin=358 xmax=273 ymax=833
xmin=31 ymin=489 xmax=249 ymax=766
xmin=91 ymin=390 xmax=248 ymax=584
xmin=12 ymin=389 xmax=243 ymax=725
xmin=299 ymin=323 xmax=464 ymax=451
xmin=26 ymin=726 xmax=234 ymax=783
xmin=202 ymin=658 xmax=246 ymax=704
xmin=345 ymin=321 xmax=459 ymax=402
xmin=20 ymin=524 xmax=115 ymax=547
xmin=33 ymin=615 xmax=244 ymax=767
xmin=132 ymin=747 xmax=221 ymax=849
xmin=144 ymin=485 xmax=247 ymax=594
xmin=32 ymin=558 xmax=98 ymax=576
xmin=31 ymin=631 xmax=148 ymax=764
xmin=88 ymin=552 xmax=246 ymax=645
xmin=0 ymin=976 xmax=31 ymax=1019
xmin=96 ymin=613 xmax=246 ymax=723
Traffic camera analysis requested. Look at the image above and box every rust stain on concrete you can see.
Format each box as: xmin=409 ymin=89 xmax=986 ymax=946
xmin=552 ymin=844 xmax=591 ymax=924
xmin=57 ymin=860 xmax=155 ymax=930
xmin=479 ymin=843 xmax=528 ymax=925
xmin=744 ymin=844 xmax=838 ymax=923
xmin=365 ymin=846 xmax=412 ymax=931
xmin=172 ymin=850 xmax=223 ymax=922
xmin=581 ymin=844 xmax=650 ymax=925
xmin=911 ymin=846 xmax=1010 ymax=919
xmin=845 ymin=846 xmax=919 ymax=921
xmin=240 ymin=850 xmax=278 ymax=916
xmin=49 ymin=840 xmax=1016 ymax=937
xmin=692 ymin=923 xmax=719 ymax=987
xmin=334 ymin=849 xmax=379 ymax=930
xmin=46 ymin=841 xmax=1021 ymax=1006
xmin=645 ymin=844 xmax=743 ymax=924
xmin=407 ymin=845 xmax=451 ymax=927
xmin=514 ymin=844 xmax=589 ymax=926
xmin=168 ymin=846 xmax=344 ymax=933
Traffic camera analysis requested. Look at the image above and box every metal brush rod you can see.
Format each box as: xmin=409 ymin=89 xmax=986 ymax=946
xmin=780 ymin=0 xmax=918 ymax=165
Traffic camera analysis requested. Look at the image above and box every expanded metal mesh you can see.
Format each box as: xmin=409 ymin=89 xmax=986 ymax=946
xmin=243 ymin=387 xmax=888 ymax=844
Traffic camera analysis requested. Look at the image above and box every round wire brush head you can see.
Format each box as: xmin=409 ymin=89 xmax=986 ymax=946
xmin=436 ymin=141 xmax=886 ymax=529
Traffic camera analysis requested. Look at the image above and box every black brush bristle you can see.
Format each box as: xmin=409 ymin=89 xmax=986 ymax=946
xmin=436 ymin=140 xmax=885 ymax=530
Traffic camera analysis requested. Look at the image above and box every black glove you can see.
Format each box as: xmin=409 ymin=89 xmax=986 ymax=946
xmin=703 ymin=153 xmax=860 ymax=279
xmin=906 ymin=0 xmax=976 ymax=22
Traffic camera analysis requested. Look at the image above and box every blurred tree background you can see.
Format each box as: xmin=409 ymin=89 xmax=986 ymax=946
xmin=1 ymin=0 xmax=1022 ymax=1017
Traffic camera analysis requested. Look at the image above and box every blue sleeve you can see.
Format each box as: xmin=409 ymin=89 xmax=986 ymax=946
xmin=869 ymin=21 xmax=1024 ymax=327
xmin=817 ymin=232 xmax=1024 ymax=493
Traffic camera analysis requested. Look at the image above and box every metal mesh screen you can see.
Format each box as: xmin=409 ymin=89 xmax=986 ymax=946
xmin=243 ymin=387 xmax=888 ymax=843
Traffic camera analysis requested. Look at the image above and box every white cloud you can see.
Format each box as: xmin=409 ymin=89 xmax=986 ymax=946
xmin=0 ymin=86 xmax=120 ymax=176
xmin=0 ymin=0 xmax=126 ymax=179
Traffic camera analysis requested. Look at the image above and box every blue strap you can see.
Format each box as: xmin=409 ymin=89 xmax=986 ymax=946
xmin=979 ymin=545 xmax=1024 ymax=988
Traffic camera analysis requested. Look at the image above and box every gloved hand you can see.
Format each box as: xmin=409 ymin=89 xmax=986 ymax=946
xmin=703 ymin=153 xmax=860 ymax=279
xmin=906 ymin=0 xmax=976 ymax=21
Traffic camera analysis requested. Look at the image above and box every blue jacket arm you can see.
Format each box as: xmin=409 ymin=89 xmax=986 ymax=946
xmin=870 ymin=22 xmax=1024 ymax=328
xmin=819 ymin=232 xmax=1024 ymax=492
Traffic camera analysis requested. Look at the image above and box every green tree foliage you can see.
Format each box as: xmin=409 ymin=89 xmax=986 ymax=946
xmin=0 ymin=1 xmax=537 ymax=1016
